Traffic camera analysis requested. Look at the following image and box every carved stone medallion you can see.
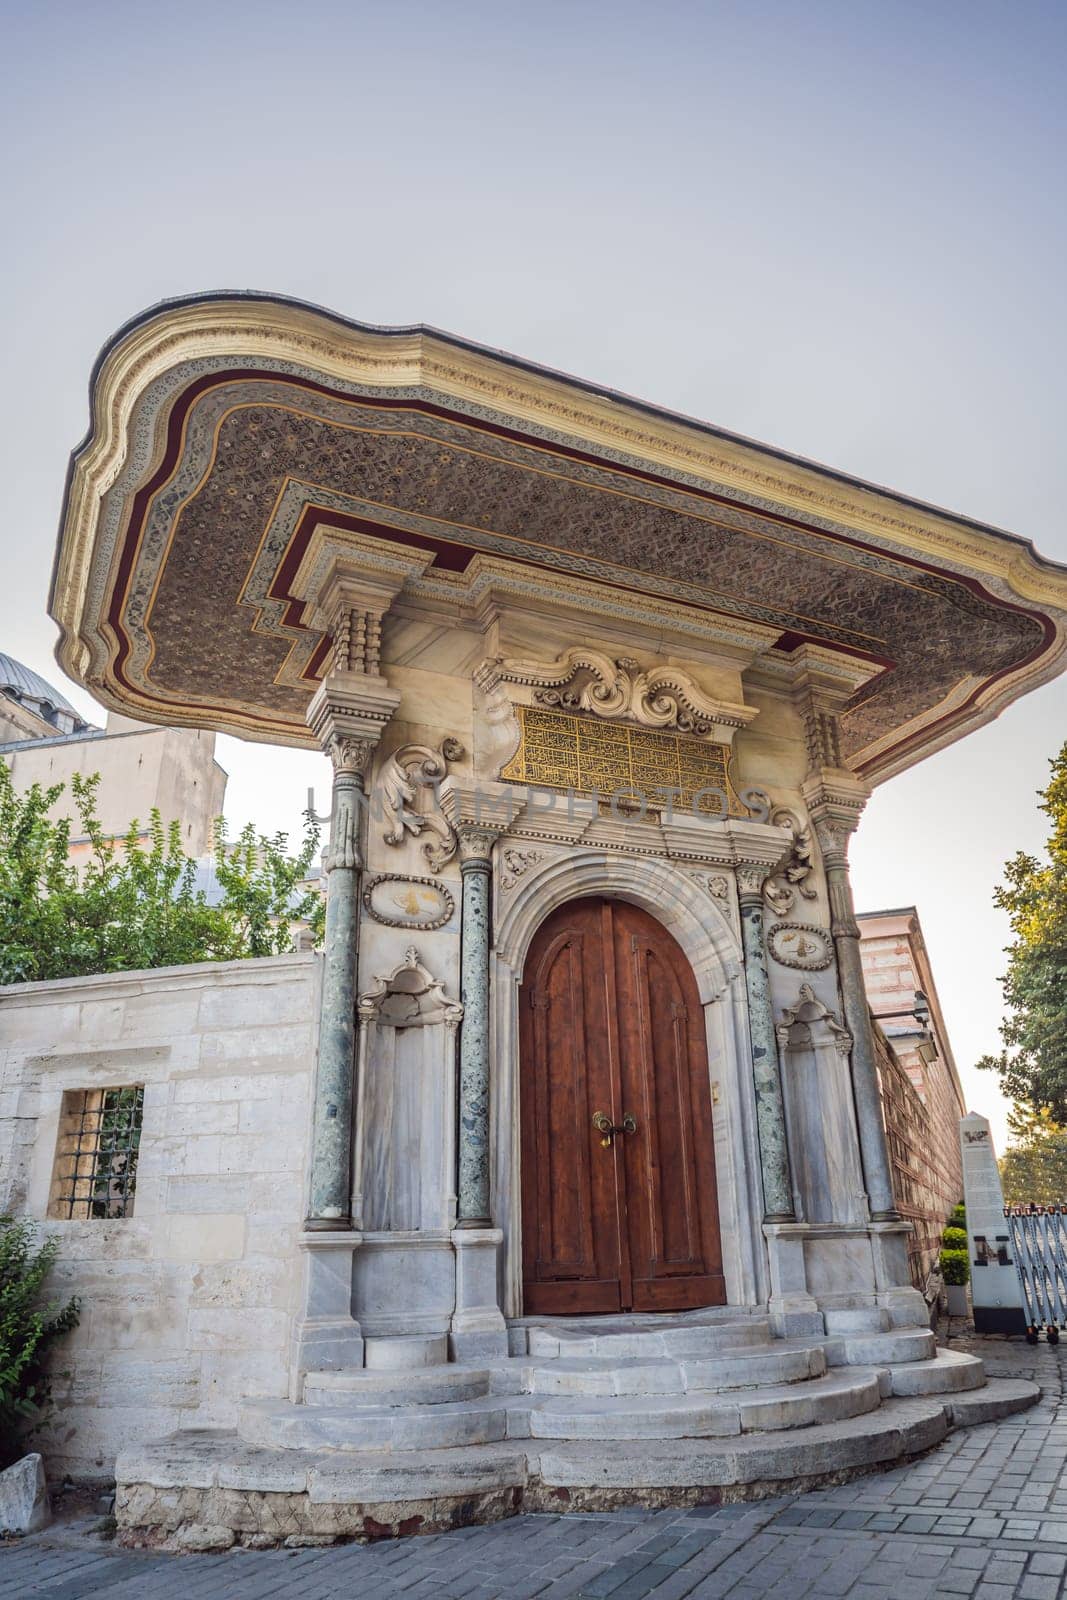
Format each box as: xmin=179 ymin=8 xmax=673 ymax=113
xmin=362 ymin=873 xmax=456 ymax=931
xmin=766 ymin=921 xmax=833 ymax=971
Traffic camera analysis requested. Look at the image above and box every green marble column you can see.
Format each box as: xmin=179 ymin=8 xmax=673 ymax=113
xmin=456 ymin=827 xmax=494 ymax=1227
xmin=305 ymin=736 xmax=370 ymax=1230
xmin=737 ymin=867 xmax=795 ymax=1222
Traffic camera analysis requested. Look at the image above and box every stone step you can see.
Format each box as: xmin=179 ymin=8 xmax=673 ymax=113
xmin=534 ymin=1396 xmax=949 ymax=1489
xmin=829 ymin=1327 xmax=937 ymax=1367
xmin=363 ymin=1334 xmax=448 ymax=1372
xmin=525 ymin=1370 xmax=882 ymax=1440
xmin=303 ymin=1367 xmax=492 ymax=1408
xmin=945 ymin=1377 xmax=1041 ymax=1426
xmin=526 ymin=1316 xmax=773 ymax=1361
xmin=239 ymin=1397 xmax=510 ymax=1453
xmin=117 ymin=1392 xmax=988 ymax=1540
xmin=888 ymin=1350 xmax=986 ymax=1398
xmin=524 ymin=1344 xmax=827 ymax=1398
xmin=822 ymin=1306 xmax=892 ymax=1334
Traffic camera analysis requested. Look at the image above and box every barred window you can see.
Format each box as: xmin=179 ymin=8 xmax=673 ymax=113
xmin=48 ymin=1086 xmax=145 ymax=1219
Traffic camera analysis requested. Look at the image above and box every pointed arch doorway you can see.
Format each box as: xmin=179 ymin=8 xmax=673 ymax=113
xmin=519 ymin=896 xmax=726 ymax=1315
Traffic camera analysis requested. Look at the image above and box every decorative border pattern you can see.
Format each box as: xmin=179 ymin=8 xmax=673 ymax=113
xmin=361 ymin=873 xmax=456 ymax=931
xmin=766 ymin=921 xmax=834 ymax=971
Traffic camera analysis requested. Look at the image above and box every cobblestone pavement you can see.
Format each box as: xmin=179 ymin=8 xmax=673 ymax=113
xmin=4 ymin=1337 xmax=1067 ymax=1599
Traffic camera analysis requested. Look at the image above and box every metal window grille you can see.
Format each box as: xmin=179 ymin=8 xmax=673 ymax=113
xmin=49 ymin=1086 xmax=144 ymax=1219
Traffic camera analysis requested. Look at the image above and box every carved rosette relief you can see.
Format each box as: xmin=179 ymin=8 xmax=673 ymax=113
xmin=380 ymin=738 xmax=464 ymax=873
xmin=499 ymin=847 xmax=544 ymax=891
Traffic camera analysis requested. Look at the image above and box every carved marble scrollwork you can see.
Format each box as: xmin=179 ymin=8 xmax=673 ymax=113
xmin=380 ymin=738 xmax=464 ymax=873
xmin=762 ymin=807 xmax=817 ymax=916
xmin=499 ymin=847 xmax=544 ymax=891
xmin=476 ymin=649 xmax=755 ymax=739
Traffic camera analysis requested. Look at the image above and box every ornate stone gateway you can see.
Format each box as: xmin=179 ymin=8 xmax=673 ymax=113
xmin=43 ymin=292 xmax=1065 ymax=1541
xmin=520 ymin=897 xmax=724 ymax=1315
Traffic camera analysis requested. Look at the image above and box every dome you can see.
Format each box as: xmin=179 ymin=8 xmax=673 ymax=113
xmin=0 ymin=652 xmax=89 ymax=735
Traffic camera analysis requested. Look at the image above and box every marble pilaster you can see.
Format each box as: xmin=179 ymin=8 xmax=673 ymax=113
xmin=803 ymin=773 xmax=899 ymax=1223
xmin=736 ymin=864 xmax=795 ymax=1223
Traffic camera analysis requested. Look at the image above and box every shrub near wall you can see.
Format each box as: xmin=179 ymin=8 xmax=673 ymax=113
xmin=0 ymin=1217 xmax=79 ymax=1467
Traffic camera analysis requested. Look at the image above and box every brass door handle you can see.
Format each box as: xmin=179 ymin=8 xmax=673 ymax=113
xmin=592 ymin=1111 xmax=638 ymax=1147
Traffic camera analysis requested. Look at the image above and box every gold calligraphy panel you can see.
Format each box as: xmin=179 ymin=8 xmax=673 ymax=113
xmin=500 ymin=706 xmax=745 ymax=816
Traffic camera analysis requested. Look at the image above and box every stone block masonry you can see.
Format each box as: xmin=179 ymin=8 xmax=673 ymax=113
xmin=0 ymin=952 xmax=321 ymax=1480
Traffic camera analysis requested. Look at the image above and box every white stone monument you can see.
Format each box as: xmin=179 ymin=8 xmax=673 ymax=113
xmin=959 ymin=1112 xmax=1027 ymax=1334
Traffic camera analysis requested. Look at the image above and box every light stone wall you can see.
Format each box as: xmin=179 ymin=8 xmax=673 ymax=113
xmin=3 ymin=719 xmax=228 ymax=858
xmin=0 ymin=953 xmax=319 ymax=1480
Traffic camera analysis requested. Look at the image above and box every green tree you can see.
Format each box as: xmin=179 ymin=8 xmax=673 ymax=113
xmin=999 ymin=1104 xmax=1067 ymax=1206
xmin=0 ymin=1217 xmax=80 ymax=1468
xmin=0 ymin=764 xmax=324 ymax=984
xmin=978 ymin=742 xmax=1067 ymax=1119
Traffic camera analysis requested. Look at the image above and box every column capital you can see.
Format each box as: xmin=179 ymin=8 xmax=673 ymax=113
xmin=306 ymin=672 xmax=402 ymax=764
xmin=457 ymin=826 xmax=500 ymax=868
xmin=801 ymin=770 xmax=872 ymax=867
xmin=735 ymin=862 xmax=768 ymax=903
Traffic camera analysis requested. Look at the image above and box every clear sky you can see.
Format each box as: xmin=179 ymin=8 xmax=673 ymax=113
xmin=2 ymin=0 xmax=1065 ymax=1151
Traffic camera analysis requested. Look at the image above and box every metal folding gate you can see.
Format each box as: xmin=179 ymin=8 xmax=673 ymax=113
xmin=1004 ymin=1206 xmax=1067 ymax=1341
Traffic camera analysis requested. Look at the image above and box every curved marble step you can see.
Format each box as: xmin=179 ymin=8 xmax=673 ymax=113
xmin=946 ymin=1377 xmax=1040 ymax=1425
xmin=888 ymin=1349 xmax=986 ymax=1397
xmin=240 ymin=1396 xmax=509 ymax=1452
xmin=124 ymin=1395 xmax=950 ymax=1513
xmin=526 ymin=1369 xmax=882 ymax=1440
xmin=829 ymin=1327 xmax=937 ymax=1366
xmin=303 ymin=1366 xmax=492 ymax=1408
xmin=525 ymin=1344 xmax=827 ymax=1398
xmin=534 ymin=1396 xmax=949 ymax=1489
xmin=527 ymin=1315 xmax=773 ymax=1361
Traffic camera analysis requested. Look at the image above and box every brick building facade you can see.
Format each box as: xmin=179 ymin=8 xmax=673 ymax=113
xmin=859 ymin=908 xmax=967 ymax=1287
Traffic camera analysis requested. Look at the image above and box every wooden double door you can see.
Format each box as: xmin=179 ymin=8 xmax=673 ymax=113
xmin=520 ymin=897 xmax=725 ymax=1315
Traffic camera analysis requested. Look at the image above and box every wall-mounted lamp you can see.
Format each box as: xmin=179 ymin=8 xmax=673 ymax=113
xmin=876 ymin=988 xmax=931 ymax=1027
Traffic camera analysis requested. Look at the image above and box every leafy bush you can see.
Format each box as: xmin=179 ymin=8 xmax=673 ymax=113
xmin=0 ymin=765 xmax=324 ymax=984
xmin=940 ymin=1248 xmax=970 ymax=1287
xmin=978 ymin=742 xmax=1067 ymax=1118
xmin=0 ymin=1217 xmax=80 ymax=1467
xmin=948 ymin=1203 xmax=966 ymax=1228
xmin=941 ymin=1227 xmax=968 ymax=1251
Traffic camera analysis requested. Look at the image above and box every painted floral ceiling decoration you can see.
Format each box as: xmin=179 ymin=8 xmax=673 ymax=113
xmin=50 ymin=293 xmax=1067 ymax=781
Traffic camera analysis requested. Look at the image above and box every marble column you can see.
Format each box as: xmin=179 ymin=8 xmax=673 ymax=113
xmin=812 ymin=812 xmax=899 ymax=1222
xmin=456 ymin=826 xmax=495 ymax=1228
xmin=303 ymin=663 xmax=401 ymax=1231
xmin=292 ymin=658 xmax=400 ymax=1383
xmin=736 ymin=865 xmax=795 ymax=1222
xmin=305 ymin=734 xmax=370 ymax=1228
